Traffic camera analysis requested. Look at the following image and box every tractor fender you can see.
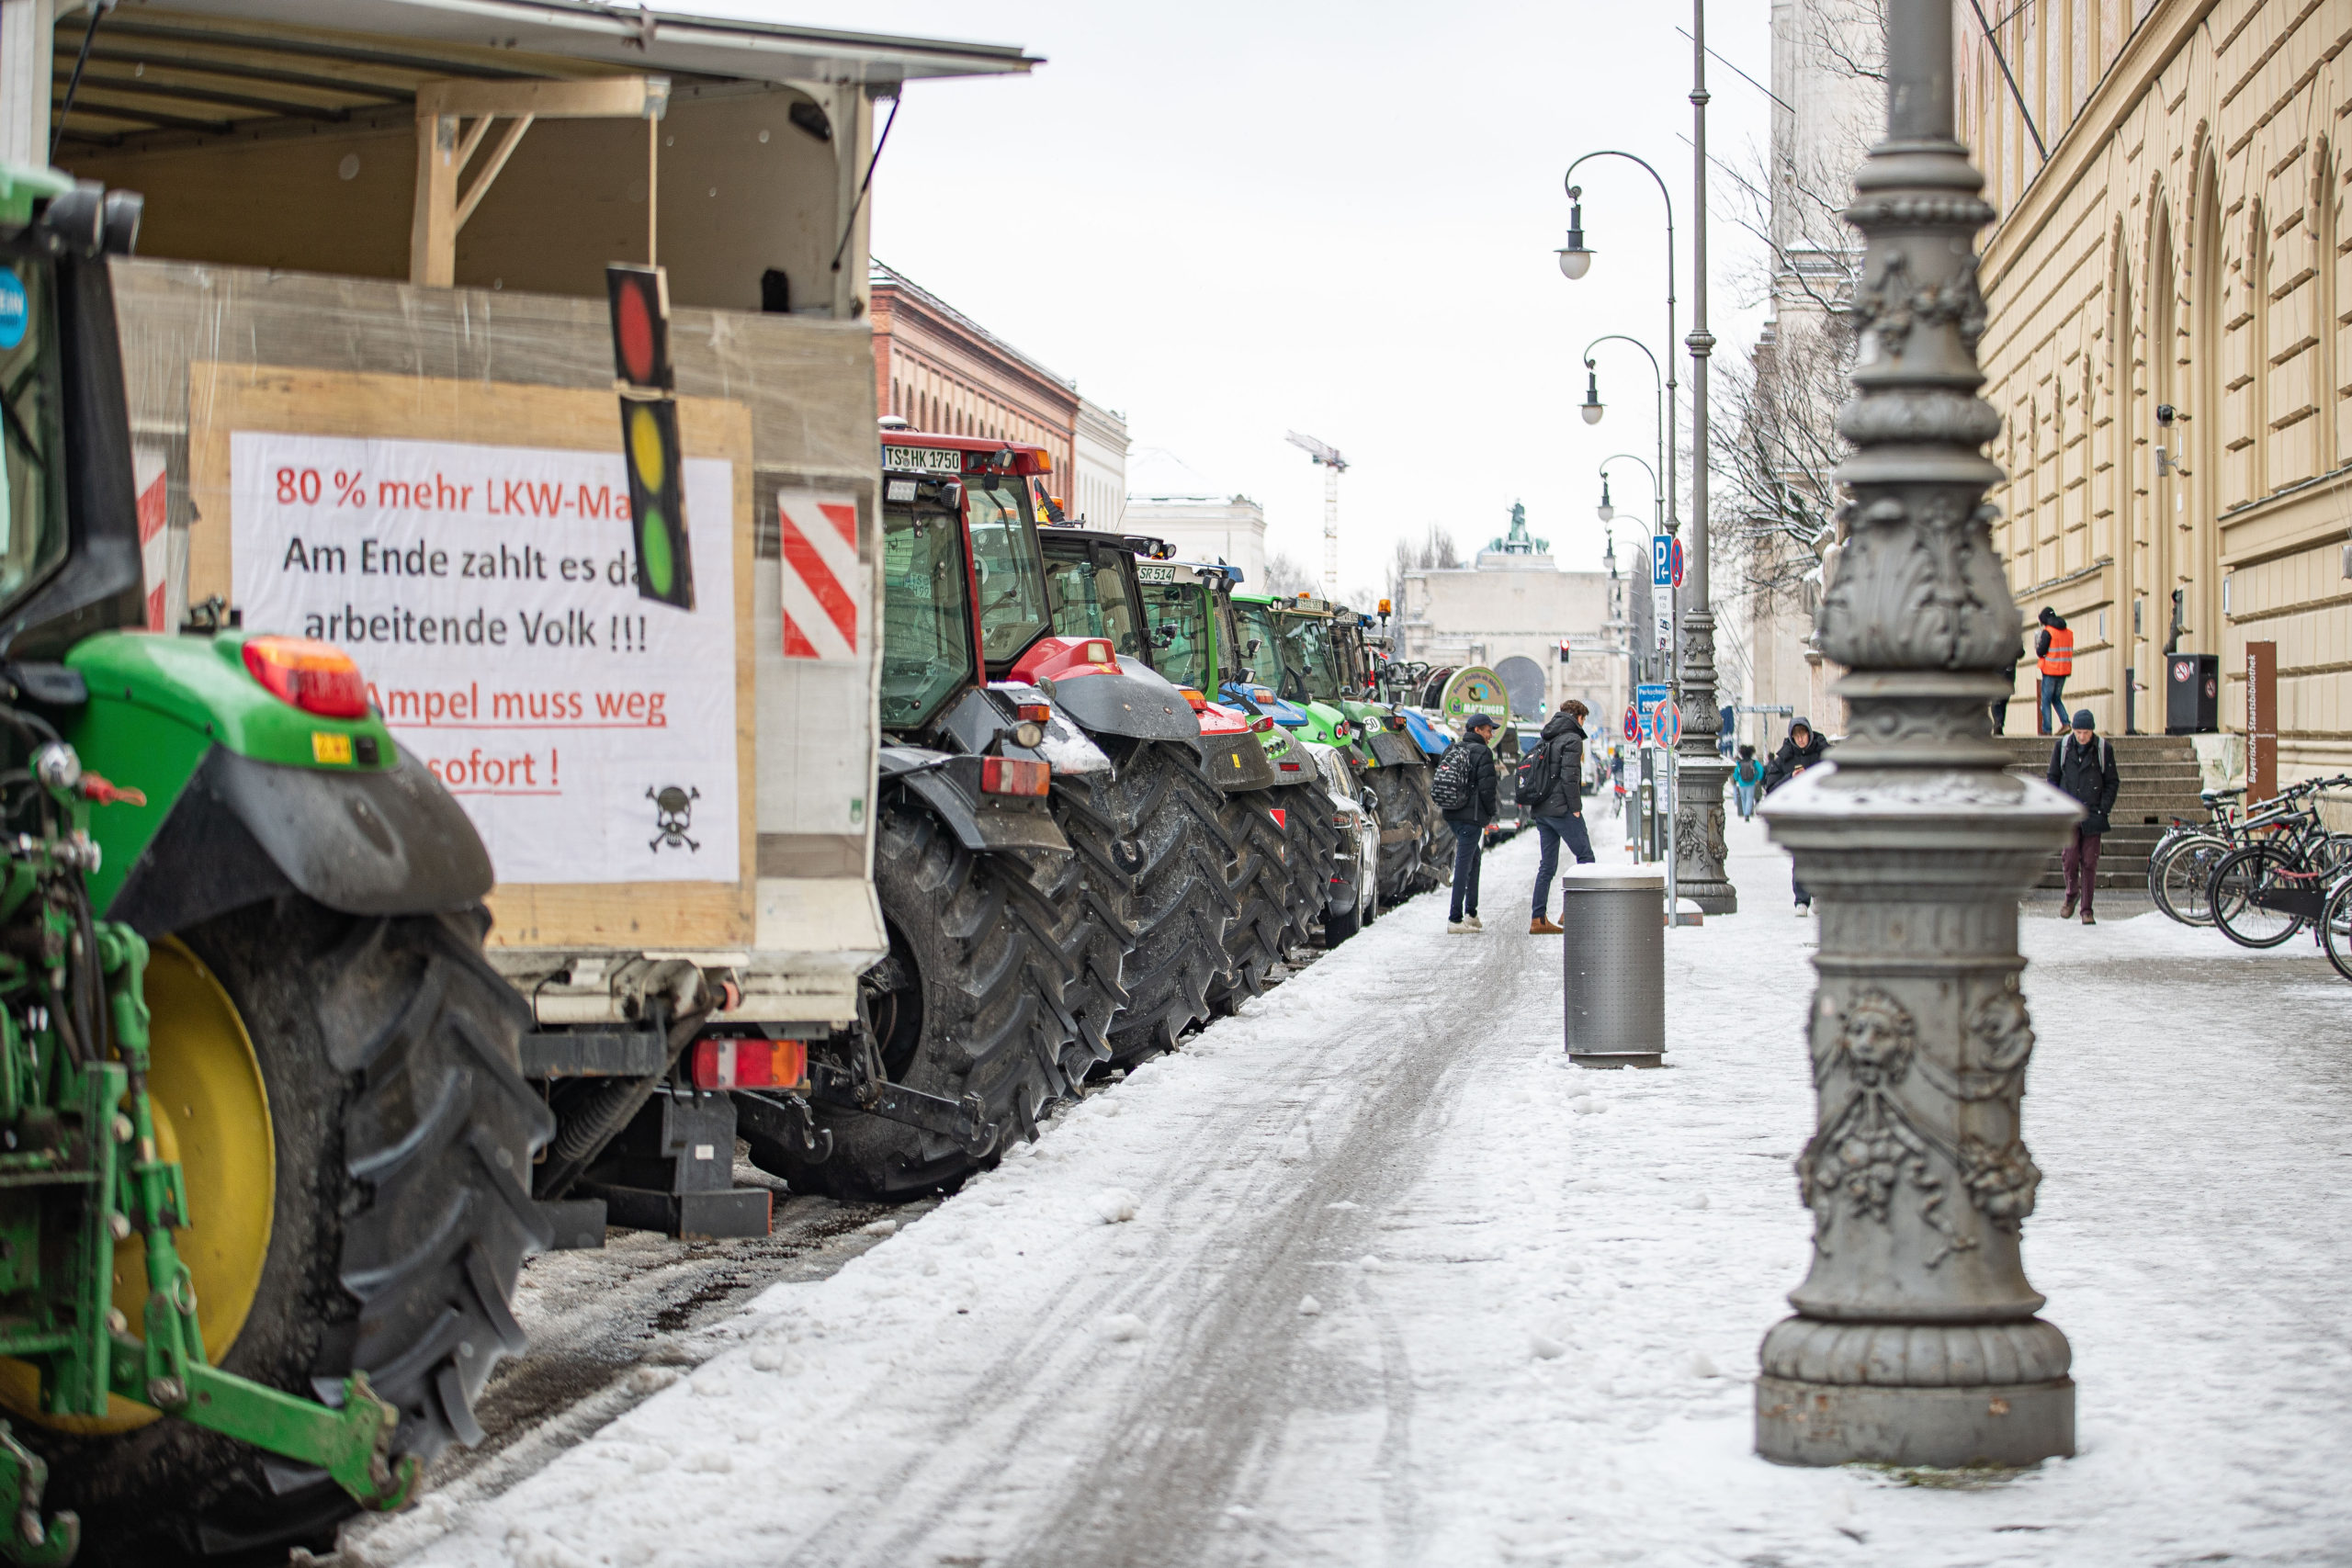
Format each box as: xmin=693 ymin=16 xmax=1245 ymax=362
xmin=879 ymin=748 xmax=1071 ymax=857
xmin=108 ymin=744 xmax=492 ymax=936
xmin=1041 ymin=666 xmax=1201 ymax=746
xmin=1367 ymin=730 xmax=1419 ymax=769
xmin=1199 ymin=726 xmax=1282 ymax=794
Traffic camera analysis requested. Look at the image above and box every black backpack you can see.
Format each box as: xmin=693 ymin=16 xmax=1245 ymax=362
xmin=1430 ymin=742 xmax=1476 ymax=811
xmin=1513 ymin=738 xmax=1557 ymax=807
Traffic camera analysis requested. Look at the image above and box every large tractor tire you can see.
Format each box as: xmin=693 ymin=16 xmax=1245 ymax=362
xmin=1055 ymin=739 xmax=1236 ymax=1069
xmin=1204 ymin=791 xmax=1292 ymax=1017
xmin=18 ymin=902 xmax=551 ymax=1567
xmin=1268 ymin=782 xmax=1342 ymax=950
xmin=1014 ymin=843 xmax=1131 ymax=1084
xmin=753 ymin=803 xmax=1077 ymax=1201
xmin=1365 ymin=767 xmax=1437 ymax=904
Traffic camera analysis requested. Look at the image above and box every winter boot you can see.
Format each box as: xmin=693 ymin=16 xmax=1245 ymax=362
xmin=1530 ymin=916 xmax=1563 ymax=935
xmin=2081 ymin=906 xmax=2096 ymax=925
xmin=2058 ymin=895 xmax=2076 ymax=919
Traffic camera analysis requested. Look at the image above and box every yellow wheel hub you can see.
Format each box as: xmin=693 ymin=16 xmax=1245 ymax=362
xmin=0 ymin=938 xmax=276 ymax=1432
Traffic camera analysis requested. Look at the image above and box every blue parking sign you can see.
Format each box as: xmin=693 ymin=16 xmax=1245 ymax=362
xmin=1652 ymin=535 xmax=1671 ymax=588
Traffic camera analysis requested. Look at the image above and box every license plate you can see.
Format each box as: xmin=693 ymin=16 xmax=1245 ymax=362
xmin=1136 ymin=563 xmax=1178 ymax=582
xmin=883 ymin=445 xmax=962 ymax=473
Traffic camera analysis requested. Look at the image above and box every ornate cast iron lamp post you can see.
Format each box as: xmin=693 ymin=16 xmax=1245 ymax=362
xmin=1753 ymin=0 xmax=2076 ymax=1467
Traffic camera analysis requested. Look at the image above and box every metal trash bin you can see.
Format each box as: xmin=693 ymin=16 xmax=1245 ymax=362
xmin=1560 ymin=863 xmax=1665 ymax=1067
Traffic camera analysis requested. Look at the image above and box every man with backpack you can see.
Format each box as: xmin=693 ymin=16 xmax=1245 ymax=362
xmin=1733 ymin=743 xmax=1765 ymax=820
xmin=1763 ymin=716 xmax=1827 ymax=914
xmin=2047 ymin=707 xmax=2119 ymax=924
xmin=1434 ymin=713 xmax=1500 ymax=932
xmin=1525 ymin=700 xmax=1596 ymax=934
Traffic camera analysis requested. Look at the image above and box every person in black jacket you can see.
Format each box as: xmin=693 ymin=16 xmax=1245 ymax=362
xmin=1763 ymin=716 xmax=1827 ymax=913
xmin=1527 ymin=700 xmax=1596 ymax=934
xmin=2047 ymin=707 xmax=2119 ymax=923
xmin=1444 ymin=714 xmax=1500 ymax=932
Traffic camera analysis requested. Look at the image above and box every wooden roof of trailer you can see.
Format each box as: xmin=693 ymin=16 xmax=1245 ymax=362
xmin=50 ymin=0 xmax=1038 ymax=153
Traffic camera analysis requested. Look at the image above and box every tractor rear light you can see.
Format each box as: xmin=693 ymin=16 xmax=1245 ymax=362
xmin=1083 ymin=639 xmax=1114 ymax=665
xmin=1250 ymin=716 xmax=1274 ymax=732
xmin=690 ymin=1036 xmax=806 ymax=1090
xmin=981 ymin=757 xmax=1051 ymax=796
xmin=1279 ymin=761 xmax=1304 ymax=771
xmin=241 ymin=637 xmax=369 ymax=717
xmin=1178 ymin=687 xmax=1208 ymax=712
xmin=1333 ymin=720 xmax=1351 ymax=739
xmin=1388 ymin=716 xmax=1409 ymax=731
xmin=1015 ymin=703 xmax=1052 ymax=724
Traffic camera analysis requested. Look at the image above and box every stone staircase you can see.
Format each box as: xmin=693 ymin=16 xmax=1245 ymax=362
xmin=1997 ymin=734 xmax=2211 ymax=889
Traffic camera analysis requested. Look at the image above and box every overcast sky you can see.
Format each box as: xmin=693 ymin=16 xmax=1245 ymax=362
xmin=695 ymin=1 xmax=1791 ymax=600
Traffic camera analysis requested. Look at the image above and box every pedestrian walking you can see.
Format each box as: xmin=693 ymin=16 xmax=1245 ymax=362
xmin=1733 ymin=744 xmax=1764 ymax=820
xmin=1525 ymin=700 xmax=1596 ymax=934
xmin=2047 ymin=706 xmax=2118 ymax=924
xmin=1762 ymin=716 xmax=1827 ymax=914
xmin=2034 ymin=606 xmax=2073 ymax=734
xmin=1434 ymin=713 xmax=1499 ymax=933
xmin=1991 ymin=655 xmax=2018 ymax=734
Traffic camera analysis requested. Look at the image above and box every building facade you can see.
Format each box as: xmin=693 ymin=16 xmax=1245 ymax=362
xmin=1397 ymin=508 xmax=1624 ymax=728
xmin=1072 ymin=399 xmax=1130 ymax=528
xmin=1964 ymin=0 xmax=2352 ymax=777
xmin=1123 ymin=449 xmax=1268 ymax=583
xmin=870 ymin=261 xmax=1080 ymax=483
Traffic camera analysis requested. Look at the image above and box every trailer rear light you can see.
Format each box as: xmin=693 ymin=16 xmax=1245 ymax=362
xmin=981 ymin=757 xmax=1051 ymax=796
xmin=690 ymin=1036 xmax=807 ymax=1090
xmin=1178 ymin=687 xmax=1208 ymax=712
xmin=242 ymin=637 xmax=369 ymax=717
xmin=1015 ymin=703 xmax=1052 ymax=724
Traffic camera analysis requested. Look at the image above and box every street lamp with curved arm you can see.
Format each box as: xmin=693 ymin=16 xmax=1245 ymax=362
xmin=1560 ymin=151 xmax=1678 ymax=547
xmin=1598 ymin=454 xmax=1660 ymax=527
xmin=1585 ymin=333 xmax=1666 ymax=538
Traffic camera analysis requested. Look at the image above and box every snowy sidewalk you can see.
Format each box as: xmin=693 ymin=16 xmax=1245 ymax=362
xmin=366 ymin=812 xmax=2352 ymax=1568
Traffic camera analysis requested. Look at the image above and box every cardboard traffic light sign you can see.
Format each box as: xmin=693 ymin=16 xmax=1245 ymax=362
xmin=607 ymin=264 xmax=694 ymax=609
xmin=619 ymin=396 xmax=694 ymax=609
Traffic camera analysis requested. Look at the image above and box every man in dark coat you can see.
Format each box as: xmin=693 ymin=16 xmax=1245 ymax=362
xmin=1763 ymin=716 xmax=1827 ymax=913
xmin=2047 ymin=706 xmax=2119 ymax=923
xmin=1444 ymin=714 xmax=1500 ymax=932
xmin=1527 ymin=699 xmax=1596 ymax=934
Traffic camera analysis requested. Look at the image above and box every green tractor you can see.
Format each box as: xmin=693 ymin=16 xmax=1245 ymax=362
xmin=0 ymin=167 xmax=547 ymax=1563
xmin=1243 ymin=594 xmax=1442 ymax=906
xmin=1130 ymin=561 xmax=1358 ymax=951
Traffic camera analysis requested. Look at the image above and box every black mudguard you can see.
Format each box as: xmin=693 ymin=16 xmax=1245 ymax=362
xmin=1199 ymin=729 xmax=1282 ymax=793
xmin=1369 ymin=731 xmax=1419 ymax=770
xmin=1044 ymin=667 xmax=1201 ymax=746
xmin=879 ymin=748 xmax=1070 ymax=856
xmin=108 ymin=745 xmax=493 ymax=936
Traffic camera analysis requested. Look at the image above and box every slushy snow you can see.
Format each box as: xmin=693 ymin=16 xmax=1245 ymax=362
xmin=359 ymin=808 xmax=2352 ymax=1567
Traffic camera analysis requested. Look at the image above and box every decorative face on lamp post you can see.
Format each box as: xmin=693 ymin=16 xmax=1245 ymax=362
xmin=1751 ymin=0 xmax=2077 ymax=1470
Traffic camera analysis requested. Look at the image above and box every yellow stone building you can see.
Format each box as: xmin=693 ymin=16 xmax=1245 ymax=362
xmin=1964 ymin=0 xmax=2351 ymax=775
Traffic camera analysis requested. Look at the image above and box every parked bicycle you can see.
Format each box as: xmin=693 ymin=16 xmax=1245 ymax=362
xmin=2205 ymin=774 xmax=2352 ymax=948
xmin=2146 ymin=784 xmax=2245 ymax=926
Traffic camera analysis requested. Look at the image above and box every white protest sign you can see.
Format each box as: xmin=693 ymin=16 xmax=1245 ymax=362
xmin=231 ymin=431 xmax=738 ymax=886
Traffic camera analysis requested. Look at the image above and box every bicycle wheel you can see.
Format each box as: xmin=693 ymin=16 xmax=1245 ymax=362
xmin=2210 ymin=843 xmax=2307 ymax=948
xmin=2322 ymin=877 xmax=2352 ymax=983
xmin=2152 ymin=833 xmax=2227 ymax=926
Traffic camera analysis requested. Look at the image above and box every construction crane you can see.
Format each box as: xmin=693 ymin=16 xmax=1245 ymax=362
xmin=1285 ymin=430 xmax=1348 ymax=601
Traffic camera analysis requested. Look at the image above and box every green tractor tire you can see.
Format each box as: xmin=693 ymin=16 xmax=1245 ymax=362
xmin=752 ymin=802 xmax=1074 ymax=1201
xmin=14 ymin=900 xmax=550 ymax=1566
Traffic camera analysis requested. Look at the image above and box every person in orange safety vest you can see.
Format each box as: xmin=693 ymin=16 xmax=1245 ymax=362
xmin=2034 ymin=606 xmax=2073 ymax=734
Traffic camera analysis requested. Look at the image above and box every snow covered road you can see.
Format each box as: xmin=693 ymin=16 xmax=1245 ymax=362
xmin=357 ymin=810 xmax=2352 ymax=1568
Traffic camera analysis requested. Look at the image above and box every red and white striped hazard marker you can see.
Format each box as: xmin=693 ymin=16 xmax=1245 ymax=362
xmin=134 ymin=446 xmax=168 ymax=630
xmin=778 ymin=491 xmax=860 ymax=660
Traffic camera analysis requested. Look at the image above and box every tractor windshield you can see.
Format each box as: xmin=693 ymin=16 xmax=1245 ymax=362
xmin=967 ymin=475 xmax=1050 ymax=664
xmin=1281 ymin=612 xmax=1344 ymax=702
xmin=1042 ymin=548 xmax=1108 ymax=639
xmin=0 ymin=253 xmax=68 ymax=615
xmin=1234 ymin=599 xmax=1299 ymax=698
xmin=1139 ymin=579 xmax=1211 ymax=690
xmin=878 ymin=496 xmax=974 ymax=728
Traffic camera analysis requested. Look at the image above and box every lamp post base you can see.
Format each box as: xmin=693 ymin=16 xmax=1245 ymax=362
xmin=1670 ymin=753 xmax=1737 ymax=913
xmin=1756 ymin=1370 xmax=2075 ymax=1470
